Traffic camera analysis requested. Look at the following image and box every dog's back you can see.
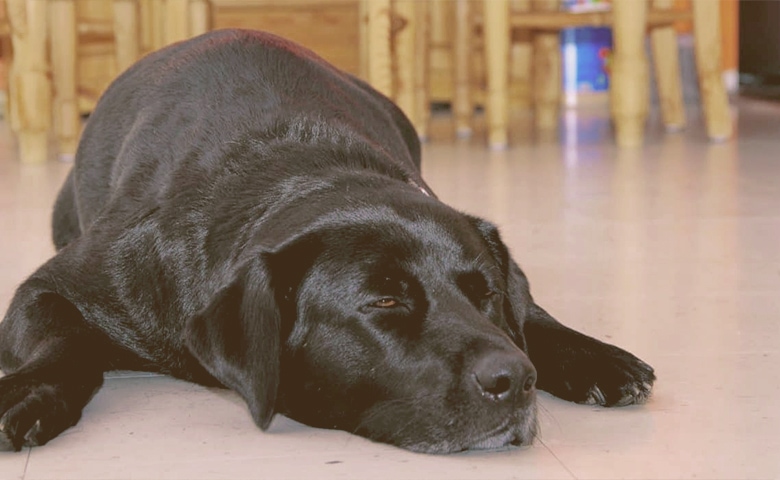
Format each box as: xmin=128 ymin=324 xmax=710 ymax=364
xmin=56 ymin=29 xmax=421 ymax=246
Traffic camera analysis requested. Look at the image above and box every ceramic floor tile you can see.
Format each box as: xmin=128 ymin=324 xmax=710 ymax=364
xmin=536 ymin=353 xmax=780 ymax=479
xmin=0 ymin=452 xmax=30 ymax=480
xmin=2 ymin=98 xmax=780 ymax=479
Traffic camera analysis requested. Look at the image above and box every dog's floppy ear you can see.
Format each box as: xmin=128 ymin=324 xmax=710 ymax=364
xmin=469 ymin=216 xmax=534 ymax=351
xmin=185 ymin=256 xmax=281 ymax=429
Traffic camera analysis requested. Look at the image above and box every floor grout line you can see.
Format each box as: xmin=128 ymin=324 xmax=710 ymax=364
xmin=21 ymin=446 xmax=31 ymax=480
xmin=538 ymin=437 xmax=578 ymax=480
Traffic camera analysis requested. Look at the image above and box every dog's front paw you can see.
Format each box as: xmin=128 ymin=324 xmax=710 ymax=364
xmin=535 ymin=337 xmax=655 ymax=407
xmin=577 ymin=343 xmax=655 ymax=407
xmin=0 ymin=373 xmax=88 ymax=451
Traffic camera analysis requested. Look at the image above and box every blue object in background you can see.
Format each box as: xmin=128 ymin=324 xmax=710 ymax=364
xmin=561 ymin=27 xmax=613 ymax=106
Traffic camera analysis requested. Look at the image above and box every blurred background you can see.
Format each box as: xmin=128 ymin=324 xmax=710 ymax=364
xmin=1 ymin=0 xmax=769 ymax=163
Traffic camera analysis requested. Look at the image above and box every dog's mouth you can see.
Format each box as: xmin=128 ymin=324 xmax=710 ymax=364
xmin=395 ymin=412 xmax=537 ymax=454
xmin=463 ymin=405 xmax=538 ymax=452
xmin=466 ymin=422 xmax=533 ymax=451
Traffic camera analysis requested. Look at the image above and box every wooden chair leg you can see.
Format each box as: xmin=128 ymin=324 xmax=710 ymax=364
xmin=163 ymin=0 xmax=190 ymax=45
xmin=483 ymin=0 xmax=510 ymax=149
xmin=532 ymin=0 xmax=561 ymax=132
xmin=394 ymin=1 xmax=418 ymax=133
xmin=394 ymin=1 xmax=431 ymax=140
xmin=49 ymin=0 xmax=79 ymax=158
xmin=452 ymin=0 xmax=472 ymax=138
xmin=7 ymin=0 xmax=51 ymax=163
xmin=610 ymin=0 xmax=650 ymax=147
xmin=692 ymin=0 xmax=732 ymax=141
xmin=650 ymin=0 xmax=686 ymax=131
xmin=413 ymin=0 xmax=431 ymax=140
xmin=358 ymin=0 xmax=369 ymax=80
xmin=146 ymin=0 xmax=166 ymax=51
xmin=1 ymin=35 xmax=11 ymax=121
xmin=363 ymin=0 xmax=393 ymax=99
xmin=113 ymin=0 xmax=141 ymax=74
xmin=189 ymin=0 xmax=211 ymax=37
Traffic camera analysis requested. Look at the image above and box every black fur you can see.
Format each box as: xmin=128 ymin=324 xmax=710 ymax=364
xmin=0 ymin=29 xmax=654 ymax=453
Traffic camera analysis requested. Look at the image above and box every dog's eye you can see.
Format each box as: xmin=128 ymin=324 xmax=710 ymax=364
xmin=373 ymin=298 xmax=398 ymax=308
xmin=457 ymin=271 xmax=500 ymax=308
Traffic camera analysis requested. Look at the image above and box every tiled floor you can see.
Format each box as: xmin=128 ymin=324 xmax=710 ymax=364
xmin=1 ymin=98 xmax=779 ymax=479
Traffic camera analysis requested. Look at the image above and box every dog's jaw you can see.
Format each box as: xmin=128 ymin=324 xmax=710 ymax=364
xmin=384 ymin=398 xmax=539 ymax=455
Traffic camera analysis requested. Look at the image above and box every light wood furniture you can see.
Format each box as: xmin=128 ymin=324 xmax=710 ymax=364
xmin=165 ymin=0 xmax=362 ymax=68
xmin=4 ymin=0 xmax=428 ymax=163
xmin=4 ymin=0 xmax=142 ymax=163
xmin=476 ymin=0 xmax=733 ymax=149
xmin=153 ymin=0 xmax=431 ymax=136
xmin=140 ymin=0 xmax=210 ymax=49
xmin=3 ymin=0 xmax=218 ymax=163
xmin=361 ymin=0 xmax=431 ymax=140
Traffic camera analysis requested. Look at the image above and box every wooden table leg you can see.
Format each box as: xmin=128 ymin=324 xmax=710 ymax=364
xmin=7 ymin=0 xmax=51 ymax=163
xmin=610 ymin=0 xmax=650 ymax=147
xmin=650 ymin=0 xmax=685 ymax=131
xmin=483 ymin=0 xmax=510 ymax=149
xmin=692 ymin=0 xmax=732 ymax=141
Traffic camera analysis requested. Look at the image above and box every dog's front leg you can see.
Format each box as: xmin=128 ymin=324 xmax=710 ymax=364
xmin=0 ymin=279 xmax=108 ymax=451
xmin=523 ymin=303 xmax=655 ymax=406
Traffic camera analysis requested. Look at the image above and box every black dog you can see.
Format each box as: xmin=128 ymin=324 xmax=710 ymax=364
xmin=0 ymin=29 xmax=654 ymax=453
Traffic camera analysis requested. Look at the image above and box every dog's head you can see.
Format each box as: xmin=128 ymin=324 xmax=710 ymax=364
xmin=185 ymin=183 xmax=538 ymax=453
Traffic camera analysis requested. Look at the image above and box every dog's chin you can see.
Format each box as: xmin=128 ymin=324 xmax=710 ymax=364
xmin=398 ymin=416 xmax=538 ymax=455
xmin=467 ymin=426 xmax=533 ymax=451
xmin=354 ymin=393 xmax=539 ymax=455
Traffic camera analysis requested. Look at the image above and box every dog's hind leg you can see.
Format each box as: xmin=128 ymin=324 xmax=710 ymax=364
xmin=0 ymin=281 xmax=111 ymax=451
xmin=52 ymin=171 xmax=82 ymax=250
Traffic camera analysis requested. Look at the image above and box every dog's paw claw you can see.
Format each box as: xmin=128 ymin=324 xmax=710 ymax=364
xmin=620 ymin=381 xmax=653 ymax=406
xmin=584 ymin=385 xmax=606 ymax=405
xmin=23 ymin=419 xmax=44 ymax=447
xmin=614 ymin=390 xmax=640 ymax=407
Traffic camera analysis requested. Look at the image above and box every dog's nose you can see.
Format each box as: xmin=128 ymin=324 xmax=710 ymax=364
xmin=472 ymin=351 xmax=536 ymax=405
